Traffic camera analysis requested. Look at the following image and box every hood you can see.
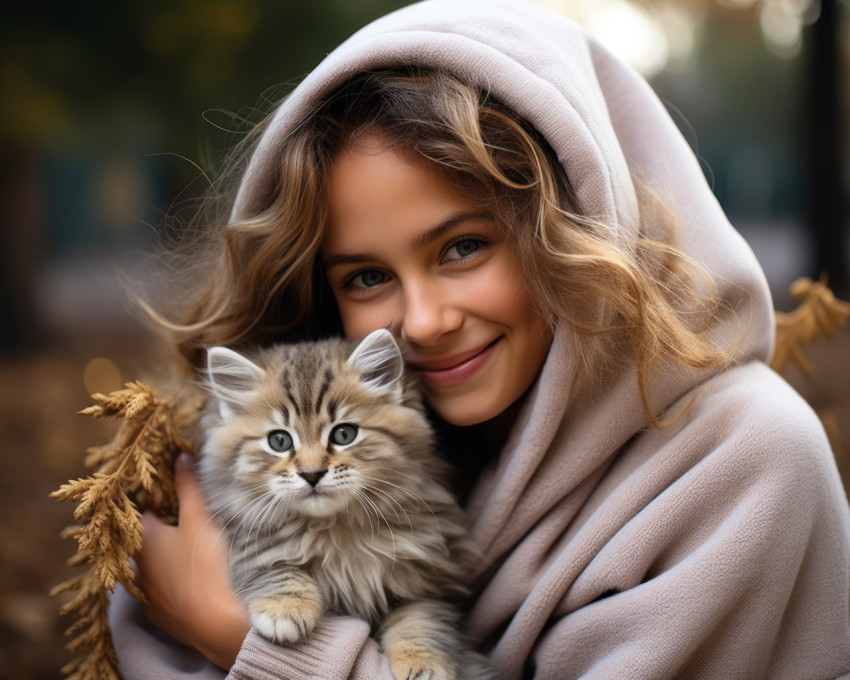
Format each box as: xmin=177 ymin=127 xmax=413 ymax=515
xmin=230 ymin=0 xmax=774 ymax=564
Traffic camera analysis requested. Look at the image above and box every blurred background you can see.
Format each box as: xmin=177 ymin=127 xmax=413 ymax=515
xmin=1 ymin=0 xmax=848 ymax=676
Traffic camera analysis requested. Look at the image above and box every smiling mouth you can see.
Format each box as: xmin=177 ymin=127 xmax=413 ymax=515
xmin=408 ymin=338 xmax=501 ymax=388
xmin=407 ymin=338 xmax=501 ymax=372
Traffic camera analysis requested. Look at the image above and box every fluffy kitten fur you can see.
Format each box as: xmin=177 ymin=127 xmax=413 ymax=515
xmin=198 ymin=329 xmax=489 ymax=680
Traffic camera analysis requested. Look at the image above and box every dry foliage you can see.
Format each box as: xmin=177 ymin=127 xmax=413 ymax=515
xmin=771 ymin=275 xmax=850 ymax=378
xmin=50 ymin=381 xmax=205 ymax=680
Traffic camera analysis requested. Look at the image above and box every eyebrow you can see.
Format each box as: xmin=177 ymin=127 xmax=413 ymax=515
xmin=322 ymin=251 xmax=379 ymax=270
xmin=323 ymin=211 xmax=490 ymax=271
xmin=409 ymin=211 xmax=490 ymax=250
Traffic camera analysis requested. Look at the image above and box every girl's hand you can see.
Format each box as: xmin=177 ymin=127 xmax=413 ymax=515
xmin=134 ymin=453 xmax=251 ymax=670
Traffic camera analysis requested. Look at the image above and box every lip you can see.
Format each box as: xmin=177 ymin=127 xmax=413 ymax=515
xmin=408 ymin=338 xmax=501 ymax=389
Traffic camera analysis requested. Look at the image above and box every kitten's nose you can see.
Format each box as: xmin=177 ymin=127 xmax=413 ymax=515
xmin=298 ymin=470 xmax=327 ymax=487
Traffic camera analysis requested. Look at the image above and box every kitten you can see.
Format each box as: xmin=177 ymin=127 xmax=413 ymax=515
xmin=198 ymin=329 xmax=490 ymax=680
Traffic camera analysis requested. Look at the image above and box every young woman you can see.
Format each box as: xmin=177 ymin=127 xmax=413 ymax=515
xmin=109 ymin=1 xmax=850 ymax=678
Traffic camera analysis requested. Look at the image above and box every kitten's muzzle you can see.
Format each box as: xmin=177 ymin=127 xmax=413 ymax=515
xmin=298 ymin=470 xmax=327 ymax=487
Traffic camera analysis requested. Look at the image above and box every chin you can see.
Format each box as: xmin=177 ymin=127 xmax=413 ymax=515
xmin=294 ymin=493 xmax=348 ymax=518
xmin=428 ymin=394 xmax=507 ymax=427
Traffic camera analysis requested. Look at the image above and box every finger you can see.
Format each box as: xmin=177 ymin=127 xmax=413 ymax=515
xmin=136 ymin=510 xmax=182 ymax=607
xmin=140 ymin=508 xmax=170 ymax=541
xmin=136 ymin=510 xmax=171 ymax=565
xmin=174 ymin=454 xmax=209 ymax=525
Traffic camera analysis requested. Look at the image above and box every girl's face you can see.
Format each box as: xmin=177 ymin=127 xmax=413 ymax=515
xmin=321 ymin=136 xmax=552 ymax=427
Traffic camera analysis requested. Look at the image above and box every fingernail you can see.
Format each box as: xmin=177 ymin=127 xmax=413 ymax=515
xmin=175 ymin=452 xmax=193 ymax=471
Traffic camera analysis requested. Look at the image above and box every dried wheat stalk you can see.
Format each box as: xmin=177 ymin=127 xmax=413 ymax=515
xmin=50 ymin=381 xmax=205 ymax=680
xmin=771 ymin=275 xmax=850 ymax=378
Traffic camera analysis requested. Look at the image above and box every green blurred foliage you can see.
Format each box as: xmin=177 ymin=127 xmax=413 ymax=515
xmin=1 ymin=0 xmax=409 ymax=159
xmin=0 ymin=0 xmax=412 ymax=264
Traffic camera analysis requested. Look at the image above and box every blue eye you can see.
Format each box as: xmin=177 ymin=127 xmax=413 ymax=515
xmin=330 ymin=423 xmax=358 ymax=446
xmin=267 ymin=430 xmax=293 ymax=452
xmin=352 ymin=270 xmax=387 ymax=289
xmin=444 ymin=237 xmax=487 ymax=262
xmin=453 ymin=240 xmax=480 ymax=257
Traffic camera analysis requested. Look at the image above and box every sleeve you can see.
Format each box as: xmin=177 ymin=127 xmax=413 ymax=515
xmin=109 ymin=585 xmax=398 ymax=680
xmin=109 ymin=584 xmax=226 ymax=680
xmin=227 ymin=620 xmax=392 ymax=680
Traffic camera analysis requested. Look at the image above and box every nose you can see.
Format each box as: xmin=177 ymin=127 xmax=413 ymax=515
xmin=298 ymin=470 xmax=327 ymax=487
xmin=399 ymin=278 xmax=463 ymax=347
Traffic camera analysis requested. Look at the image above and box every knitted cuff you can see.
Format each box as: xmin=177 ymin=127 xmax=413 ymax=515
xmin=226 ymin=617 xmax=390 ymax=680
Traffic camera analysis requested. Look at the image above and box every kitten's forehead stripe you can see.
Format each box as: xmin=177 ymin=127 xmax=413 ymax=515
xmin=284 ymin=383 xmax=302 ymax=421
xmin=327 ymin=398 xmax=339 ymax=423
xmin=314 ymin=368 xmax=333 ymax=416
xmin=298 ymin=381 xmax=313 ymax=424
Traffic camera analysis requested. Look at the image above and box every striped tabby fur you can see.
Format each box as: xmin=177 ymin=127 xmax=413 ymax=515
xmin=198 ymin=330 xmax=490 ymax=680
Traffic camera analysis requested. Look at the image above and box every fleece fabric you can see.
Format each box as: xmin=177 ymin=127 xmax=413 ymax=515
xmin=109 ymin=0 xmax=850 ymax=677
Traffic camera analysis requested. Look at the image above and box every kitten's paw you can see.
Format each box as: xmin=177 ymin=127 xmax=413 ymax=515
xmin=249 ymin=592 xmax=320 ymax=645
xmin=386 ymin=642 xmax=456 ymax=680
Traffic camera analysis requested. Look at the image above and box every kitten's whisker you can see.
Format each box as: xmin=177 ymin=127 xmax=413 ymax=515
xmin=351 ymin=491 xmax=397 ymax=560
xmin=200 ymin=479 xmax=269 ymax=505
xmin=200 ymin=480 xmax=264 ymax=500
xmin=359 ymin=493 xmax=396 ymax=560
xmin=216 ymin=490 xmax=277 ymax=575
xmin=264 ymin=494 xmax=285 ymax=545
xmin=357 ymin=478 xmax=417 ymax=519
xmin=361 ymin=471 xmax=437 ymax=511
xmin=269 ymin=494 xmax=292 ymax=545
xmin=248 ymin=495 xmax=292 ymax=572
xmin=191 ymin=485 xmax=269 ymax=574
xmin=360 ymin=471 xmax=440 ymax=527
xmin=350 ymin=489 xmax=377 ymax=543
xmin=362 ymin=467 xmax=429 ymax=487
xmin=245 ymin=490 xmax=278 ymax=566
xmin=358 ymin=482 xmax=414 ymax=538
xmin=229 ymin=497 xmax=269 ymax=576
xmin=357 ymin=482 xmax=405 ymax=519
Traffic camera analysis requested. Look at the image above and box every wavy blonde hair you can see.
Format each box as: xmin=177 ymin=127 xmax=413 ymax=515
xmin=140 ymin=66 xmax=731 ymax=427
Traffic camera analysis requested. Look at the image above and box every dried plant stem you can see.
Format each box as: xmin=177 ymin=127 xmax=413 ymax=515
xmin=50 ymin=380 xmax=205 ymax=680
xmin=771 ymin=275 xmax=850 ymax=378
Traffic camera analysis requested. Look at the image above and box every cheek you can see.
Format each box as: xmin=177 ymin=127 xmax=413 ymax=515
xmin=457 ymin=252 xmax=539 ymax=327
xmin=335 ymin=297 xmax=396 ymax=340
xmin=495 ymin=270 xmax=551 ymax=390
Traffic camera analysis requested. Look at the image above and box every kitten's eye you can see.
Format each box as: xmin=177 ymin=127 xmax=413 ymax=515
xmin=330 ymin=423 xmax=358 ymax=446
xmin=267 ymin=430 xmax=294 ymax=453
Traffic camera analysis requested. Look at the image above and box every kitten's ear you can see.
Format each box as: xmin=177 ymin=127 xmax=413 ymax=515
xmin=206 ymin=346 xmax=266 ymax=417
xmin=347 ymin=329 xmax=404 ymax=401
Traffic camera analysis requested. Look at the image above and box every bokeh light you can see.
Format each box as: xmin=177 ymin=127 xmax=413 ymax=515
xmin=83 ymin=357 xmax=122 ymax=396
xmin=532 ymin=0 xmax=705 ymax=77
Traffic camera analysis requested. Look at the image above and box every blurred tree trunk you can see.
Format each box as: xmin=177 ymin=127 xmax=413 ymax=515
xmin=0 ymin=145 xmax=43 ymax=352
xmin=804 ymin=0 xmax=848 ymax=295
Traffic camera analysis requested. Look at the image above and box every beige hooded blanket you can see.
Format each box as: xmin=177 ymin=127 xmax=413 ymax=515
xmin=109 ymin=1 xmax=850 ymax=677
